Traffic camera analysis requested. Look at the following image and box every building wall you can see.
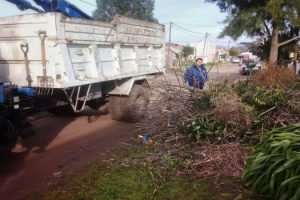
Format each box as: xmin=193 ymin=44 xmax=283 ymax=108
xmin=192 ymin=41 xmax=217 ymax=63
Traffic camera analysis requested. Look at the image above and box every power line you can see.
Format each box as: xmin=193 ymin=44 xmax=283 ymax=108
xmin=207 ymin=36 xmax=223 ymax=43
xmin=173 ymin=23 xmax=220 ymax=38
xmin=175 ymin=22 xmax=222 ymax=27
xmin=173 ymin=23 xmax=205 ymax=35
xmin=161 ymin=22 xmax=223 ymax=28
xmin=172 ymin=26 xmax=204 ymax=38
xmin=207 ymin=34 xmax=231 ymax=44
xmin=164 ymin=22 xmax=237 ymax=46
xmin=172 ymin=25 xmax=227 ymax=45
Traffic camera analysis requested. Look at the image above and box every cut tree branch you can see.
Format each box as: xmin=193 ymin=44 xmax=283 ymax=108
xmin=279 ymin=35 xmax=300 ymax=47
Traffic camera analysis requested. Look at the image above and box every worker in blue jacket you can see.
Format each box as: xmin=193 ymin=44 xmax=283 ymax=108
xmin=184 ymin=58 xmax=208 ymax=89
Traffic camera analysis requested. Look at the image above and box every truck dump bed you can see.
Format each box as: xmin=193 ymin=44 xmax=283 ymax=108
xmin=0 ymin=13 xmax=165 ymax=88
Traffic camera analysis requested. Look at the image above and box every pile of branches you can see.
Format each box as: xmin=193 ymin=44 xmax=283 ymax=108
xmin=133 ymin=72 xmax=299 ymax=180
xmin=234 ymin=81 xmax=300 ymax=131
xmin=133 ymin=73 xmax=247 ymax=180
xmin=120 ymin=141 xmax=246 ymax=180
xmin=211 ymin=88 xmax=254 ymax=134
xmin=187 ymin=142 xmax=246 ymax=179
xmin=136 ymin=73 xmax=207 ymax=142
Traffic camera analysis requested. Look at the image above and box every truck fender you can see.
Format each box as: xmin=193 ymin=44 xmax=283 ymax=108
xmin=107 ymin=76 xmax=148 ymax=96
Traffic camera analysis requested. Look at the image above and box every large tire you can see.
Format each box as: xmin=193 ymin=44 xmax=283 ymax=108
xmin=0 ymin=117 xmax=16 ymax=144
xmin=109 ymin=84 xmax=150 ymax=122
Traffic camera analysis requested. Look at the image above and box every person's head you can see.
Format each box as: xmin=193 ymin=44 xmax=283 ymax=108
xmin=195 ymin=58 xmax=203 ymax=67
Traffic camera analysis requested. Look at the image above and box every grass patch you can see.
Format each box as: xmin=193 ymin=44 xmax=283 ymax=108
xmin=24 ymin=146 xmax=248 ymax=200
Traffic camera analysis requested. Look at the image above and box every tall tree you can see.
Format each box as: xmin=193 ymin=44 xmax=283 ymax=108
xmin=206 ymin=0 xmax=300 ymax=65
xmin=93 ymin=0 xmax=157 ymax=22
xmin=181 ymin=46 xmax=194 ymax=60
xmin=229 ymin=47 xmax=240 ymax=57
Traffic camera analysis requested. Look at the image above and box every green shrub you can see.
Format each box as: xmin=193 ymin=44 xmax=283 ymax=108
xmin=193 ymin=92 xmax=214 ymax=110
xmin=233 ymin=81 xmax=248 ymax=97
xmin=244 ymin=86 xmax=284 ymax=109
xmin=180 ymin=115 xmax=225 ymax=142
xmin=193 ymin=81 xmax=232 ymax=110
xmin=234 ymin=81 xmax=285 ymax=110
xmin=208 ymin=80 xmax=231 ymax=97
xmin=242 ymin=123 xmax=300 ymax=200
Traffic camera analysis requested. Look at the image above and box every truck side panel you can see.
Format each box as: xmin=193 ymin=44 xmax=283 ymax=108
xmin=0 ymin=13 xmax=165 ymax=89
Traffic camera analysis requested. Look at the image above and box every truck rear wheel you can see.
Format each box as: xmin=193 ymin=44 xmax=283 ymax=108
xmin=109 ymin=84 xmax=150 ymax=122
xmin=0 ymin=117 xmax=16 ymax=144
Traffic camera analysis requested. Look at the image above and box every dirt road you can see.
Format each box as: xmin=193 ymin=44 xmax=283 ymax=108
xmin=166 ymin=62 xmax=246 ymax=87
xmin=207 ymin=62 xmax=246 ymax=83
xmin=0 ymin=112 xmax=135 ymax=200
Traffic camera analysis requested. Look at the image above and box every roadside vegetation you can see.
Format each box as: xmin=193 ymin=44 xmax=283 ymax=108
xmin=24 ymin=147 xmax=245 ymax=200
xmin=25 ymin=66 xmax=299 ymax=200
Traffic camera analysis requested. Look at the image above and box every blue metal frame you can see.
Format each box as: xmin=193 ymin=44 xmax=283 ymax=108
xmin=0 ymin=84 xmax=4 ymax=104
xmin=0 ymin=82 xmax=12 ymax=104
xmin=6 ymin=0 xmax=92 ymax=19
xmin=6 ymin=0 xmax=43 ymax=12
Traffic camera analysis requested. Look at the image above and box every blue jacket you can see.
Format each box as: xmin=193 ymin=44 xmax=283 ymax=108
xmin=184 ymin=64 xmax=208 ymax=88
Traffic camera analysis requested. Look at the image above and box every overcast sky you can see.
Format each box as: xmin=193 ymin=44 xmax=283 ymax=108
xmin=0 ymin=0 xmax=249 ymax=47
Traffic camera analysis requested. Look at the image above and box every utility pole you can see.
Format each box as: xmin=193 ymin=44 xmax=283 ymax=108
xmin=227 ymin=40 xmax=231 ymax=50
xmin=167 ymin=22 xmax=173 ymax=67
xmin=203 ymin=32 xmax=208 ymax=58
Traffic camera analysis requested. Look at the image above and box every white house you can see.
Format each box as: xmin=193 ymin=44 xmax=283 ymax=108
xmin=240 ymin=51 xmax=258 ymax=61
xmin=216 ymin=48 xmax=229 ymax=62
xmin=191 ymin=41 xmax=217 ymax=63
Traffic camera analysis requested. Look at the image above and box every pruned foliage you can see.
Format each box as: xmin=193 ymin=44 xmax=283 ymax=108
xmin=181 ymin=115 xmax=225 ymax=142
xmin=134 ymin=72 xmax=299 ymax=188
xmin=212 ymin=90 xmax=253 ymax=131
xmin=252 ymin=65 xmax=296 ymax=89
xmin=242 ymin=123 xmax=300 ymax=200
xmin=233 ymin=80 xmax=299 ymax=131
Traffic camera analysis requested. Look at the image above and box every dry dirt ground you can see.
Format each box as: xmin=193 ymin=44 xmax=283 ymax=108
xmin=0 ymin=63 xmax=245 ymax=200
xmin=0 ymin=112 xmax=135 ymax=200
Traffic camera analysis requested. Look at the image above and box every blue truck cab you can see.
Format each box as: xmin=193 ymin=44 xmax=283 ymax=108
xmin=0 ymin=82 xmax=35 ymax=144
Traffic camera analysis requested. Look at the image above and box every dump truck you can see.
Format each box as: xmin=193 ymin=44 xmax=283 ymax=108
xmin=0 ymin=12 xmax=165 ymax=143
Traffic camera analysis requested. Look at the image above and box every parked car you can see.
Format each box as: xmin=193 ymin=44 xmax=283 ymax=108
xmin=239 ymin=61 xmax=262 ymax=75
xmin=231 ymin=57 xmax=241 ymax=63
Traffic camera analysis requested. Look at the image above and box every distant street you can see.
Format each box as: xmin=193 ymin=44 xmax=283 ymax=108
xmin=208 ymin=62 xmax=247 ymax=84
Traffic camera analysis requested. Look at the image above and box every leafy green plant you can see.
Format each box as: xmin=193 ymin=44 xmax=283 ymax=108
xmin=162 ymin=154 xmax=183 ymax=170
xmin=242 ymin=123 xmax=300 ymax=200
xmin=193 ymin=92 xmax=214 ymax=110
xmin=233 ymin=81 xmax=248 ymax=97
xmin=245 ymin=87 xmax=284 ymax=109
xmin=193 ymin=81 xmax=232 ymax=110
xmin=234 ymin=81 xmax=285 ymax=110
xmin=208 ymin=80 xmax=231 ymax=97
xmin=180 ymin=115 xmax=225 ymax=142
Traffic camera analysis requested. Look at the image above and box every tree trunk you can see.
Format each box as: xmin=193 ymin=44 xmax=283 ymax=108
xmin=269 ymin=24 xmax=279 ymax=66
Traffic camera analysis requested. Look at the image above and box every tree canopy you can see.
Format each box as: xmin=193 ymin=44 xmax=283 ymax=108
xmin=229 ymin=47 xmax=241 ymax=57
xmin=206 ymin=0 xmax=300 ymax=64
xmin=182 ymin=46 xmax=194 ymax=59
xmin=93 ymin=0 xmax=157 ymax=22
